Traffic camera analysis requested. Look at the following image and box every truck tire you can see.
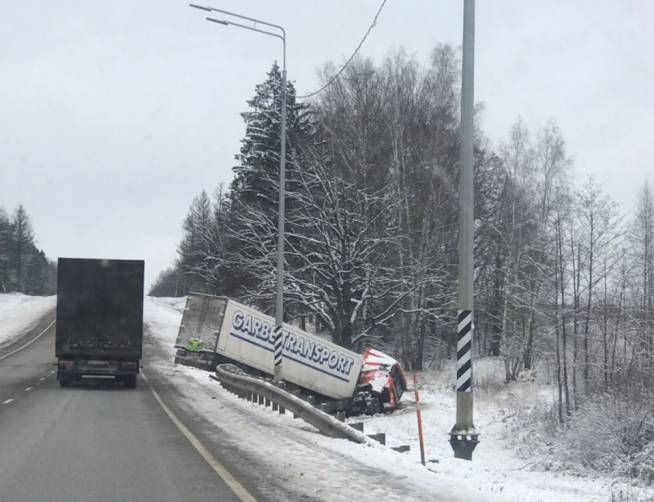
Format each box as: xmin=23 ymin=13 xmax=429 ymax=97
xmin=123 ymin=375 xmax=137 ymax=389
xmin=364 ymin=396 xmax=383 ymax=415
xmin=59 ymin=378 xmax=73 ymax=388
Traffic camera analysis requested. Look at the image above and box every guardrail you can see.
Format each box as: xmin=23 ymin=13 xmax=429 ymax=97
xmin=211 ymin=364 xmax=369 ymax=444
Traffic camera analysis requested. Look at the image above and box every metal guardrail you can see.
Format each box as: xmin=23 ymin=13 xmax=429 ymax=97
xmin=211 ymin=364 xmax=370 ymax=444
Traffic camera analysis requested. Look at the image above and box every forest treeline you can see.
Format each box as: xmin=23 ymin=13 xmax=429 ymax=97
xmin=0 ymin=204 xmax=56 ymax=295
xmin=152 ymin=45 xmax=654 ymax=418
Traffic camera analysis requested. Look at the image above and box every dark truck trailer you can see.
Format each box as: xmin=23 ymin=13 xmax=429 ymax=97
xmin=56 ymin=258 xmax=144 ymax=388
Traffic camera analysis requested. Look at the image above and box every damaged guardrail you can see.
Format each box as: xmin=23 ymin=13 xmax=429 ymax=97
xmin=211 ymin=364 xmax=369 ymax=444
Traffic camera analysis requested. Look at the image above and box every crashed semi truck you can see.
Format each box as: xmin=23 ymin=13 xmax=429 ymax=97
xmin=56 ymin=258 xmax=144 ymax=388
xmin=174 ymin=293 xmax=406 ymax=415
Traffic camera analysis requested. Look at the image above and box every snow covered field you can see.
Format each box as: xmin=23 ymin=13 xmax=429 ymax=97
xmin=143 ymin=296 xmax=654 ymax=502
xmin=0 ymin=293 xmax=55 ymax=347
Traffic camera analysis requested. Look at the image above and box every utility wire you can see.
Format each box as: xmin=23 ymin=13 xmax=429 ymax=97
xmin=297 ymin=0 xmax=388 ymax=100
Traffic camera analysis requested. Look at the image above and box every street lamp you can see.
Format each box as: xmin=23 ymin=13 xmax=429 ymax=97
xmin=190 ymin=4 xmax=287 ymax=382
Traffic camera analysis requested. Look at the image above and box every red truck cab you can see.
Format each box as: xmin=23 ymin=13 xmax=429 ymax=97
xmin=358 ymin=347 xmax=407 ymax=411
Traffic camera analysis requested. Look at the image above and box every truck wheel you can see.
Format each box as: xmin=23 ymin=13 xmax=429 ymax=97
xmin=59 ymin=378 xmax=72 ymax=388
xmin=365 ymin=397 xmax=382 ymax=415
xmin=123 ymin=375 xmax=137 ymax=389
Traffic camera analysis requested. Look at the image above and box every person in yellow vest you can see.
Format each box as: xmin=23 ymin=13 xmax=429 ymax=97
xmin=185 ymin=338 xmax=202 ymax=352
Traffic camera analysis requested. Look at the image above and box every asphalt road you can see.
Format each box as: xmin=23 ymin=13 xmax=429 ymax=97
xmin=0 ymin=316 xmax=258 ymax=502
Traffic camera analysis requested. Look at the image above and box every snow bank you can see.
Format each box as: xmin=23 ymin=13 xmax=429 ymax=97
xmin=0 ymin=293 xmax=56 ymax=347
xmin=143 ymin=296 xmax=185 ymax=357
xmin=356 ymin=359 xmax=654 ymax=501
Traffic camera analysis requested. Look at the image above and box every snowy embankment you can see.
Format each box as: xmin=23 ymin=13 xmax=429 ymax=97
xmin=143 ymin=297 xmax=654 ymax=502
xmin=0 ymin=293 xmax=56 ymax=347
xmin=355 ymin=360 xmax=654 ymax=502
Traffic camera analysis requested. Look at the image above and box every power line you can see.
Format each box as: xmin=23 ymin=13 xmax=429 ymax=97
xmin=297 ymin=0 xmax=388 ymax=100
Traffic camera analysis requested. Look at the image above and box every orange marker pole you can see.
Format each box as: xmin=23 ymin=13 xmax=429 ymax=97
xmin=413 ymin=371 xmax=426 ymax=465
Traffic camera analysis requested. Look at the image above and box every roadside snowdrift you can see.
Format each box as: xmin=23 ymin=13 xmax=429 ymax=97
xmin=0 ymin=293 xmax=55 ymax=347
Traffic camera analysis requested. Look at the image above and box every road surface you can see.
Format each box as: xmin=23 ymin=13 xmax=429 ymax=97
xmin=0 ymin=314 xmax=266 ymax=502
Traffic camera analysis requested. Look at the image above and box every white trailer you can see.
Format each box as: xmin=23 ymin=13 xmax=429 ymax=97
xmin=174 ymin=294 xmax=363 ymax=400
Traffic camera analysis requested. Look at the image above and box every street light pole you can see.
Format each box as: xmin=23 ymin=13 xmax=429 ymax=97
xmin=274 ymin=42 xmax=287 ymax=382
xmin=190 ymin=4 xmax=287 ymax=381
xmin=449 ymin=0 xmax=479 ymax=461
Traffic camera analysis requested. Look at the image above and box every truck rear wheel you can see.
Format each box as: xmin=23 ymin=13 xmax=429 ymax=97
xmin=59 ymin=378 xmax=73 ymax=388
xmin=123 ymin=375 xmax=137 ymax=389
xmin=364 ymin=396 xmax=383 ymax=415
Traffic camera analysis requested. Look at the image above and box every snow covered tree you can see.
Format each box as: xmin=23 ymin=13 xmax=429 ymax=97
xmin=312 ymin=48 xmax=465 ymax=366
xmin=0 ymin=207 xmax=10 ymax=292
xmin=229 ymin=147 xmax=411 ymax=349
xmin=149 ymin=267 xmax=180 ymax=297
xmin=10 ymin=205 xmax=35 ymax=292
xmin=228 ymin=63 xmax=315 ymax=305
xmin=630 ymin=181 xmax=654 ymax=365
xmin=231 ymin=62 xmax=312 ymax=210
xmin=25 ymin=249 xmax=49 ymax=295
xmin=177 ymin=191 xmax=212 ymax=294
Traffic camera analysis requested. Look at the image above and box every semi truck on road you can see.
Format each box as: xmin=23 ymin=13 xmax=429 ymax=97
xmin=56 ymin=258 xmax=144 ymax=388
xmin=174 ymin=294 xmax=406 ymax=414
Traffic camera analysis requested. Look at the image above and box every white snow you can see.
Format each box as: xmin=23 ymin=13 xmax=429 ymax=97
xmin=351 ymin=361 xmax=654 ymax=502
xmin=142 ymin=295 xmax=185 ymax=356
xmin=143 ymin=296 xmax=654 ymax=502
xmin=0 ymin=293 xmax=56 ymax=347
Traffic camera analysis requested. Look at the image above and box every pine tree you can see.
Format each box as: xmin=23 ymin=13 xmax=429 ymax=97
xmin=10 ymin=205 xmax=35 ymax=292
xmin=25 ymin=249 xmax=48 ymax=295
xmin=0 ymin=207 xmax=10 ymax=292
xmin=177 ymin=191 xmax=212 ymax=294
xmin=231 ymin=62 xmax=312 ymax=211
xmin=228 ymin=63 xmax=314 ymax=304
xmin=149 ymin=268 xmax=180 ymax=297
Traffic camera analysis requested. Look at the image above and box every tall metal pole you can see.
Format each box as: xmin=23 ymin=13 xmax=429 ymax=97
xmin=449 ymin=0 xmax=479 ymax=461
xmin=273 ymin=39 xmax=288 ymax=382
xmin=189 ymin=4 xmax=287 ymax=382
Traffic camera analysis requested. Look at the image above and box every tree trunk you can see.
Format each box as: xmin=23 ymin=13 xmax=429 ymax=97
xmin=554 ymin=244 xmax=564 ymax=425
xmin=557 ymin=217 xmax=571 ymax=417
xmin=583 ymin=211 xmax=594 ymax=392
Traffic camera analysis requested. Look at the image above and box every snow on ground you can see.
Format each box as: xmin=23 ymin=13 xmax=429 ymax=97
xmin=143 ymin=296 xmax=654 ymax=502
xmin=143 ymin=295 xmax=185 ymax=355
xmin=0 ymin=293 xmax=55 ymax=347
xmin=354 ymin=359 xmax=654 ymax=502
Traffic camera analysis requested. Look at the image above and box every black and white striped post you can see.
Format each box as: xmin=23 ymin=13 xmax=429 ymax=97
xmin=273 ymin=325 xmax=283 ymax=369
xmin=449 ymin=0 xmax=479 ymax=461
xmin=456 ymin=310 xmax=473 ymax=392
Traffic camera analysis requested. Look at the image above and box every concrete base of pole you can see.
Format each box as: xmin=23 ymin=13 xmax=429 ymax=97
xmin=449 ymin=433 xmax=479 ymax=460
xmin=451 ymin=392 xmax=478 ymax=460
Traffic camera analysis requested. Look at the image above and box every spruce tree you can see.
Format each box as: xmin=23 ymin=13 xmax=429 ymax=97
xmin=228 ymin=63 xmax=314 ymax=303
xmin=0 ymin=207 xmax=10 ymax=292
xmin=231 ymin=62 xmax=311 ymax=211
xmin=10 ymin=205 xmax=35 ymax=292
xmin=177 ymin=191 xmax=212 ymax=294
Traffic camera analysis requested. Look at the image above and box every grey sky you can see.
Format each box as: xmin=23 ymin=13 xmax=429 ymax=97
xmin=1 ymin=1 xmax=652 ymax=288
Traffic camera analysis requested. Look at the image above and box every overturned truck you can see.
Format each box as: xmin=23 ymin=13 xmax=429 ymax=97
xmin=174 ymin=294 xmax=406 ymax=415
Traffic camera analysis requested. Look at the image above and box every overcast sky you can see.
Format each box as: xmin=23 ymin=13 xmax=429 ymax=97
xmin=1 ymin=0 xmax=653 ymax=288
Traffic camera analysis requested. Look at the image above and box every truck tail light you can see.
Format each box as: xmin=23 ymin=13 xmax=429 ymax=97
xmin=121 ymin=361 xmax=138 ymax=370
xmin=59 ymin=360 xmax=74 ymax=370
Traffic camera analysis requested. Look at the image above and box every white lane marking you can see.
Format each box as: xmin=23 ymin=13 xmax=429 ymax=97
xmin=50 ymin=370 xmax=55 ymax=374
xmin=141 ymin=372 xmax=257 ymax=502
xmin=25 ymin=387 xmax=33 ymax=392
xmin=0 ymin=318 xmax=56 ymax=361
xmin=2 ymin=399 xmax=14 ymax=405
xmin=39 ymin=377 xmax=46 ymax=382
